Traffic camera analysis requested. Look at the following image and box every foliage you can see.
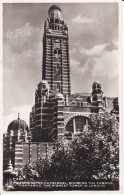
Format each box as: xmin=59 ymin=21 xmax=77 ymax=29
xmin=88 ymin=113 xmax=119 ymax=180
xmin=17 ymin=113 xmax=119 ymax=182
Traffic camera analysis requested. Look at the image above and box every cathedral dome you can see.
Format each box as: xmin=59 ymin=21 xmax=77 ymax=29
xmin=48 ymin=4 xmax=62 ymax=13
xmin=7 ymin=115 xmax=28 ymax=133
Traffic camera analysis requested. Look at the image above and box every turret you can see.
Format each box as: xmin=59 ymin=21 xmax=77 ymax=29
xmin=91 ymin=81 xmax=104 ymax=113
xmin=37 ymin=80 xmax=49 ymax=104
xmin=34 ymin=80 xmax=49 ymax=131
xmin=3 ymin=114 xmax=30 ymax=169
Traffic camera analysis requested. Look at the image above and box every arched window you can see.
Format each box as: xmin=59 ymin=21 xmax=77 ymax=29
xmin=54 ymin=48 xmax=61 ymax=58
xmin=65 ymin=116 xmax=88 ymax=134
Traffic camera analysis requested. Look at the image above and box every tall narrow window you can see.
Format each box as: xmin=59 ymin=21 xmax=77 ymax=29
xmin=57 ymin=64 xmax=59 ymax=69
xmin=54 ymin=48 xmax=61 ymax=58
xmin=54 ymin=49 xmax=57 ymax=54
xmin=58 ymin=49 xmax=61 ymax=54
xmin=57 ymin=83 xmax=60 ymax=92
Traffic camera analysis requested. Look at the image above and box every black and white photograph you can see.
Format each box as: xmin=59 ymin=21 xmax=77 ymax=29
xmin=1 ymin=0 xmax=122 ymax=192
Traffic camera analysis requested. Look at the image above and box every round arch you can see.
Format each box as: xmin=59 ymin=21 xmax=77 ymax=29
xmin=64 ymin=113 xmax=90 ymax=127
xmin=64 ymin=114 xmax=90 ymax=138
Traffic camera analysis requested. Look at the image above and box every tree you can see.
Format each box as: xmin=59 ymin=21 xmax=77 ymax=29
xmin=48 ymin=113 xmax=119 ymax=181
xmin=19 ymin=113 xmax=119 ymax=182
xmin=22 ymin=161 xmax=39 ymax=181
xmin=88 ymin=113 xmax=119 ymax=180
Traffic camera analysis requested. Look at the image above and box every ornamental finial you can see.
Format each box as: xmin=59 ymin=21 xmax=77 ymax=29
xmin=18 ymin=113 xmax=20 ymax=120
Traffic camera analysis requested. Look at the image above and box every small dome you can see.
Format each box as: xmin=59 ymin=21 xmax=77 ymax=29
xmin=93 ymin=81 xmax=101 ymax=86
xmin=41 ymin=80 xmax=48 ymax=84
xmin=92 ymin=81 xmax=101 ymax=89
xmin=38 ymin=80 xmax=49 ymax=90
xmin=56 ymin=93 xmax=64 ymax=99
xmin=48 ymin=4 xmax=62 ymax=13
xmin=7 ymin=115 xmax=28 ymax=133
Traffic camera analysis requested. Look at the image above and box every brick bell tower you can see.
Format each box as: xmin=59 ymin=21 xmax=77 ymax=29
xmin=42 ymin=4 xmax=71 ymax=95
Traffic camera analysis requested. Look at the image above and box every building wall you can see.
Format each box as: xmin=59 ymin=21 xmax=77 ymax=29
xmin=3 ymin=129 xmax=31 ymax=170
xmin=14 ymin=142 xmax=55 ymax=169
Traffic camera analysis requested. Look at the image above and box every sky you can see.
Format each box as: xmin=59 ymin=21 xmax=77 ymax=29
xmin=3 ymin=3 xmax=119 ymax=132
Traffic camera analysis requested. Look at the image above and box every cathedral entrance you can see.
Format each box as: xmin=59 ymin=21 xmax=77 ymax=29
xmin=64 ymin=116 xmax=89 ymax=139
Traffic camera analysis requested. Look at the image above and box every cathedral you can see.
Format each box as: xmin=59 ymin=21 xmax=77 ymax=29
xmin=3 ymin=4 xmax=119 ymax=171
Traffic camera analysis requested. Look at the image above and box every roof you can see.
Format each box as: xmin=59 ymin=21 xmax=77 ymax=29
xmin=68 ymin=93 xmax=91 ymax=104
xmin=68 ymin=93 xmax=116 ymax=112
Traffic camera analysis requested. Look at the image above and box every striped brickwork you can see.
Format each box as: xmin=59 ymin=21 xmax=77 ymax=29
xmin=15 ymin=142 xmax=23 ymax=169
xmin=42 ymin=10 xmax=71 ymax=95
xmin=3 ymin=127 xmax=31 ymax=170
xmin=14 ymin=142 xmax=55 ymax=170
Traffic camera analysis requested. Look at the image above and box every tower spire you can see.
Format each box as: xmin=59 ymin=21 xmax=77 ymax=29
xmin=42 ymin=4 xmax=71 ymax=95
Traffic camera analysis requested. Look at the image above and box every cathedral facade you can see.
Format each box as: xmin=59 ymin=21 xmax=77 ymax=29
xmin=3 ymin=4 xmax=119 ymax=171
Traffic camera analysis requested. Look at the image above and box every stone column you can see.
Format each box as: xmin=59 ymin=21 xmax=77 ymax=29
xmin=73 ymin=118 xmax=76 ymax=134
